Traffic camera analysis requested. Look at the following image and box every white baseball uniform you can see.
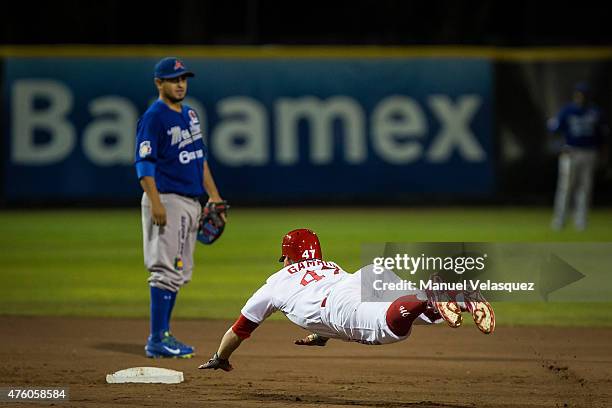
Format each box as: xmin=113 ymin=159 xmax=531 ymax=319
xmin=241 ymin=259 xmax=429 ymax=345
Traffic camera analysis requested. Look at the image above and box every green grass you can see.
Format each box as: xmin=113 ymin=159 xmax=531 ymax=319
xmin=1 ymin=207 xmax=611 ymax=326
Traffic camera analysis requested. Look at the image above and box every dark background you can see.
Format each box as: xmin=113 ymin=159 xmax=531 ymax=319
xmin=2 ymin=1 xmax=610 ymax=46
xmin=1 ymin=1 xmax=611 ymax=206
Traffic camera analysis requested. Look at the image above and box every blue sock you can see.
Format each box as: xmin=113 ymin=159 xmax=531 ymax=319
xmin=166 ymin=291 xmax=177 ymax=333
xmin=150 ymin=286 xmax=173 ymax=341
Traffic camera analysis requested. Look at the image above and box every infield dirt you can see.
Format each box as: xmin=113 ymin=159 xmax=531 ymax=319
xmin=2 ymin=316 xmax=610 ymax=407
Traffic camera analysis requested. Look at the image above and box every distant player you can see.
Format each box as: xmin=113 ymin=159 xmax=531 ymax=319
xmin=134 ymin=57 xmax=225 ymax=358
xmin=199 ymin=229 xmax=494 ymax=371
xmin=548 ymin=82 xmax=608 ymax=230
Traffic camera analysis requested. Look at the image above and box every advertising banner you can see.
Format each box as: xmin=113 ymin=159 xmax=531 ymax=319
xmin=3 ymin=57 xmax=494 ymax=202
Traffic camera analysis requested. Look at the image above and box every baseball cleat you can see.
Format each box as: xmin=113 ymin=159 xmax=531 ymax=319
xmin=426 ymin=274 xmax=462 ymax=329
xmin=461 ymin=290 xmax=496 ymax=334
xmin=145 ymin=331 xmax=195 ymax=358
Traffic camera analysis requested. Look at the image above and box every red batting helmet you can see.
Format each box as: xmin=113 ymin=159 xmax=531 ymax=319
xmin=279 ymin=229 xmax=322 ymax=263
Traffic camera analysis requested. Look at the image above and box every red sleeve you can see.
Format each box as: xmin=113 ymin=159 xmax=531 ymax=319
xmin=231 ymin=314 xmax=260 ymax=340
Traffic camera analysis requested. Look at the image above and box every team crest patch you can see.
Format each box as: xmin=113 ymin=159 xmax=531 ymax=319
xmin=174 ymin=59 xmax=185 ymax=70
xmin=174 ymin=256 xmax=184 ymax=272
xmin=139 ymin=141 xmax=152 ymax=158
xmin=188 ymin=110 xmax=199 ymax=124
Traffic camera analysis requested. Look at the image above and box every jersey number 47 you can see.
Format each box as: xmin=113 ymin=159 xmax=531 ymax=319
xmin=302 ymin=249 xmax=316 ymax=258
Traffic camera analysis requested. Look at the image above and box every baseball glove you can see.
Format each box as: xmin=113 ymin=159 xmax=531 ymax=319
xmin=198 ymin=352 xmax=233 ymax=371
xmin=197 ymin=201 xmax=229 ymax=245
xmin=294 ymin=333 xmax=329 ymax=346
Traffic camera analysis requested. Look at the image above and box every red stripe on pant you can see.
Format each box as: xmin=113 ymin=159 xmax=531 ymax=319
xmin=385 ymin=295 xmax=428 ymax=337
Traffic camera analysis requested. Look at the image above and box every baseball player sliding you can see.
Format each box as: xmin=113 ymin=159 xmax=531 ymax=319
xmin=134 ymin=57 xmax=226 ymax=358
xmin=199 ymin=229 xmax=494 ymax=371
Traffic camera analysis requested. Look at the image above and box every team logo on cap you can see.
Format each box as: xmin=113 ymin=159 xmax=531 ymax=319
xmin=174 ymin=60 xmax=185 ymax=70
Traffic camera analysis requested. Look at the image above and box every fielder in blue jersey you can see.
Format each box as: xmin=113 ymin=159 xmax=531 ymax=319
xmin=548 ymin=82 xmax=608 ymax=230
xmin=134 ymin=57 xmax=225 ymax=358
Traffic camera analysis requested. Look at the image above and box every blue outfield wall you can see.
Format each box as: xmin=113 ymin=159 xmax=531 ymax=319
xmin=2 ymin=57 xmax=494 ymax=203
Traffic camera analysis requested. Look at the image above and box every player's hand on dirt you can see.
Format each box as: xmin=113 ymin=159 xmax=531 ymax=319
xmin=198 ymin=352 xmax=233 ymax=371
xmin=294 ymin=333 xmax=329 ymax=346
xmin=151 ymin=201 xmax=167 ymax=226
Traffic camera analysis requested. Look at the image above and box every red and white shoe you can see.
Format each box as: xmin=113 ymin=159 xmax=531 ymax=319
xmin=458 ymin=290 xmax=495 ymax=334
xmin=426 ymin=275 xmax=462 ymax=329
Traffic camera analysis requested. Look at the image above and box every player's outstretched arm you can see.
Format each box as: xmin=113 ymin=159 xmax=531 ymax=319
xmin=199 ymin=314 xmax=260 ymax=372
xmin=199 ymin=328 xmax=242 ymax=371
xmin=294 ymin=333 xmax=329 ymax=347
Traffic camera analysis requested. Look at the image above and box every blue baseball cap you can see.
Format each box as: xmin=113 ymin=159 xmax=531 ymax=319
xmin=154 ymin=57 xmax=195 ymax=79
xmin=574 ymin=81 xmax=590 ymax=94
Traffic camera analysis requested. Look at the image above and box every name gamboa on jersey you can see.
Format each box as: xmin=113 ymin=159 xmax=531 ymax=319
xmin=241 ymin=260 xmax=348 ymax=331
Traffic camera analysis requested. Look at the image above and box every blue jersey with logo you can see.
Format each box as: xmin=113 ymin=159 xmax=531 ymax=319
xmin=549 ymin=103 xmax=603 ymax=149
xmin=134 ymin=99 xmax=206 ymax=197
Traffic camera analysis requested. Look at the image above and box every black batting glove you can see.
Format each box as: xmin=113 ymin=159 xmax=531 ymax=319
xmin=198 ymin=352 xmax=233 ymax=372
